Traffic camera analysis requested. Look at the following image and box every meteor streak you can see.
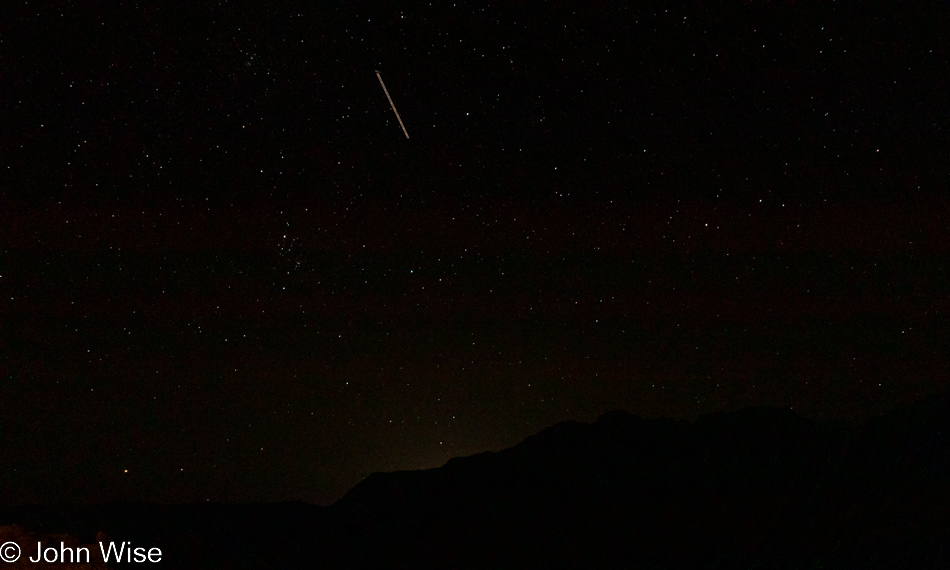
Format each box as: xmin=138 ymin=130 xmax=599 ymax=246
xmin=375 ymin=70 xmax=409 ymax=139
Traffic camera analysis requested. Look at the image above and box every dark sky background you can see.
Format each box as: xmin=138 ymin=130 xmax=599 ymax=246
xmin=1 ymin=1 xmax=948 ymax=506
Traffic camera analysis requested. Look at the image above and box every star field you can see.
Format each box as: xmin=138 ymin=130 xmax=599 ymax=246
xmin=1 ymin=1 xmax=948 ymax=505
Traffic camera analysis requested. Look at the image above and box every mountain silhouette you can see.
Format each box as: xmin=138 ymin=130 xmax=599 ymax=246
xmin=4 ymin=394 xmax=950 ymax=568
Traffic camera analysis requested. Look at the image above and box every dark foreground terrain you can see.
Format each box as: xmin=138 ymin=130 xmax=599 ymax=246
xmin=4 ymin=393 xmax=950 ymax=569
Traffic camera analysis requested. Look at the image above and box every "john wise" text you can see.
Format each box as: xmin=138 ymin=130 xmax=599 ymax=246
xmin=24 ymin=541 xmax=162 ymax=564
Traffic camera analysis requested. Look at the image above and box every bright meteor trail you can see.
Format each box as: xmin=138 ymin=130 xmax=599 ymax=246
xmin=376 ymin=70 xmax=410 ymax=139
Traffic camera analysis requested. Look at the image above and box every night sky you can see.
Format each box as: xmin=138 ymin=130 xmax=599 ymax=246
xmin=2 ymin=1 xmax=949 ymax=506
